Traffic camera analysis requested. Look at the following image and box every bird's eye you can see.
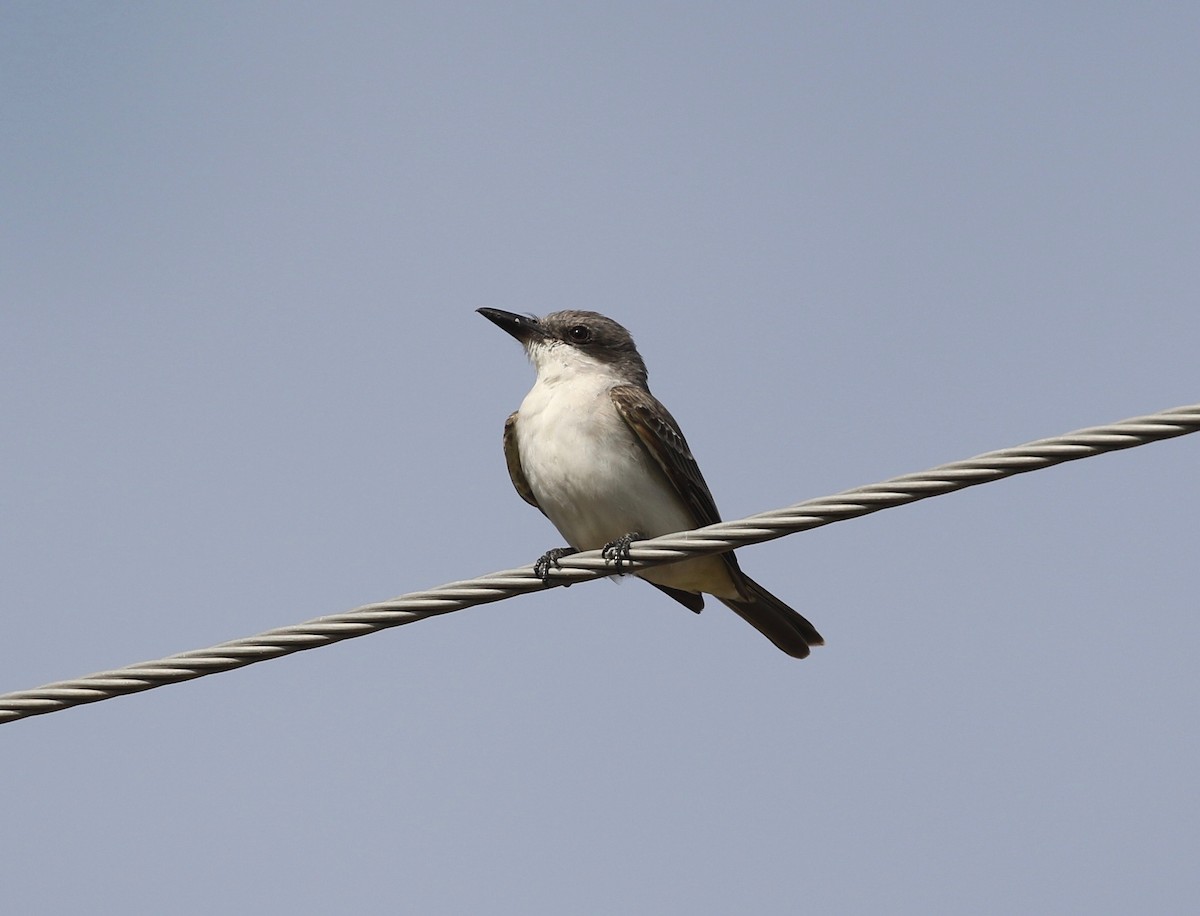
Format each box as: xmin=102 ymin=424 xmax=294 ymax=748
xmin=567 ymin=325 xmax=592 ymax=343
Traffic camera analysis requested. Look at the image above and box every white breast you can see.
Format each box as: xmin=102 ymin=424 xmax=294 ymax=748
xmin=513 ymin=345 xmax=740 ymax=598
xmin=516 ymin=371 xmax=695 ymax=550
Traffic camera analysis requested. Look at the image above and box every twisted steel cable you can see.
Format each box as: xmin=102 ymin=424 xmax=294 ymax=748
xmin=2 ymin=402 xmax=1196 ymax=725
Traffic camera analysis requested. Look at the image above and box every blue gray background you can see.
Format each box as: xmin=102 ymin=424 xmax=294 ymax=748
xmin=3 ymin=4 xmax=1197 ymax=913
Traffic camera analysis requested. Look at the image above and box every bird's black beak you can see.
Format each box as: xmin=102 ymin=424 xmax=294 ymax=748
xmin=477 ymin=308 xmax=545 ymax=343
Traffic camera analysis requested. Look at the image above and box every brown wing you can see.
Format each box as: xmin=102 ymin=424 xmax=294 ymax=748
xmin=503 ymin=411 xmax=540 ymax=510
xmin=608 ymin=385 xmax=723 ymax=528
xmin=612 ymin=388 xmax=822 ymax=657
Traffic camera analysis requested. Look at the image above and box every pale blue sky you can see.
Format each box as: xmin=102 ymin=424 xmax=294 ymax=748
xmin=3 ymin=4 xmax=1198 ymax=913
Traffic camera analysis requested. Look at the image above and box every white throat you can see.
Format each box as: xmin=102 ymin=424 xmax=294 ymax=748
xmin=525 ymin=338 xmax=632 ymax=390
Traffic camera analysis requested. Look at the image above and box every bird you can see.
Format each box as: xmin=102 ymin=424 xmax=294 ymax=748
xmin=477 ymin=307 xmax=823 ymax=658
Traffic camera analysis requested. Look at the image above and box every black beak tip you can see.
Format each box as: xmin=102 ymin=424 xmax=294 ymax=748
xmin=478 ymin=307 xmax=536 ymax=341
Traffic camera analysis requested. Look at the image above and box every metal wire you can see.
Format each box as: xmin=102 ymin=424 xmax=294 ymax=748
xmin=2 ymin=402 xmax=1196 ymax=725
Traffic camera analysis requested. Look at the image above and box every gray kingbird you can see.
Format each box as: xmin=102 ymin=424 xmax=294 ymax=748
xmin=478 ymin=308 xmax=823 ymax=659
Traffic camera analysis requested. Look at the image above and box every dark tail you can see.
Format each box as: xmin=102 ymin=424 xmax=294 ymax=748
xmin=718 ymin=575 xmax=824 ymax=659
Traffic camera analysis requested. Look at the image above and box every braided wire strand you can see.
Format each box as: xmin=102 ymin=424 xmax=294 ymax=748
xmin=2 ymin=402 xmax=1196 ymax=725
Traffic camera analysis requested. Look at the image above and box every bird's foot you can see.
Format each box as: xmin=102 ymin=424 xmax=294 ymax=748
xmin=601 ymin=531 xmax=645 ymax=572
xmin=533 ymin=547 xmax=578 ymax=586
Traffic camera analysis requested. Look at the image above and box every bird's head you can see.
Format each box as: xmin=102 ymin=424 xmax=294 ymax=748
xmin=477 ymin=308 xmax=648 ymax=387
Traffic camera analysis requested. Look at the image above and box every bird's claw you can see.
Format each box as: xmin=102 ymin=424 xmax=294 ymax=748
xmin=601 ymin=531 xmax=645 ymax=572
xmin=533 ymin=547 xmax=578 ymax=586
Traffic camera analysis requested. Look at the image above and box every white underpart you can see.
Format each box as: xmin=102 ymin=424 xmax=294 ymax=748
xmin=515 ymin=338 xmax=739 ymax=597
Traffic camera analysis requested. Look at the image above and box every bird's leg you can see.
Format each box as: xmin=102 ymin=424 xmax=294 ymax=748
xmin=601 ymin=531 xmax=645 ymax=572
xmin=533 ymin=547 xmax=579 ymax=586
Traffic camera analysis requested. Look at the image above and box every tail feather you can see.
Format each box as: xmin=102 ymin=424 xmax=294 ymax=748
xmin=718 ymin=575 xmax=824 ymax=659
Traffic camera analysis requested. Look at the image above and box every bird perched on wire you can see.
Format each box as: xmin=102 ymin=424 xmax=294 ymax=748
xmin=478 ymin=308 xmax=823 ymax=658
